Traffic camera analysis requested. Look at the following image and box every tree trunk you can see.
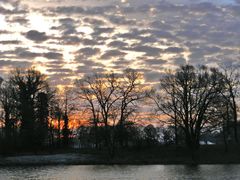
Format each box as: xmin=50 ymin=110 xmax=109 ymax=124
xmin=232 ymin=98 xmax=238 ymax=143
xmin=223 ymin=125 xmax=228 ymax=152
xmin=94 ymin=123 xmax=98 ymax=149
xmin=4 ymin=111 xmax=11 ymax=140
xmin=174 ymin=118 xmax=178 ymax=146
xmin=185 ymin=131 xmax=200 ymax=161
xmin=57 ymin=116 xmax=61 ymax=147
xmin=62 ymin=113 xmax=69 ymax=148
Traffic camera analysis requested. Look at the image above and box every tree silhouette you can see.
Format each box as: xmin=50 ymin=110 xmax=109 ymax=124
xmin=75 ymin=69 xmax=146 ymax=155
xmin=0 ymin=80 xmax=17 ymax=149
xmin=35 ymin=92 xmax=49 ymax=147
xmin=220 ymin=66 xmax=240 ymax=144
xmin=151 ymin=65 xmax=225 ymax=155
xmin=10 ymin=68 xmax=48 ymax=150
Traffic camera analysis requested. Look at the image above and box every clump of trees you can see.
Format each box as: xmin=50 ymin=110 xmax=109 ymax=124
xmin=0 ymin=68 xmax=71 ymax=152
xmin=149 ymin=65 xmax=240 ymax=155
xmin=0 ymin=65 xmax=239 ymax=158
xmin=75 ymin=69 xmax=147 ymax=156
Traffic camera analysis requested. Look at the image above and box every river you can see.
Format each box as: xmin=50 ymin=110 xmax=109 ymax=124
xmin=0 ymin=165 xmax=239 ymax=180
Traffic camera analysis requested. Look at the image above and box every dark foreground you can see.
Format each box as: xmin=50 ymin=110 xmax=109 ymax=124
xmin=1 ymin=146 xmax=240 ymax=166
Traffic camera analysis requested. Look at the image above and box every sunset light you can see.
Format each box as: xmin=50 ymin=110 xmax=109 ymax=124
xmin=0 ymin=0 xmax=240 ymax=176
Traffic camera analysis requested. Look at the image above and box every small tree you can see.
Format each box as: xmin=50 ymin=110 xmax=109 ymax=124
xmin=144 ymin=124 xmax=158 ymax=146
xmin=59 ymin=87 xmax=75 ymax=148
xmin=51 ymin=98 xmax=63 ymax=147
xmin=35 ymin=91 xmax=53 ymax=147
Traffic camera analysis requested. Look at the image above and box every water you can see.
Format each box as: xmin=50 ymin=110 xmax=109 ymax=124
xmin=0 ymin=165 xmax=240 ymax=180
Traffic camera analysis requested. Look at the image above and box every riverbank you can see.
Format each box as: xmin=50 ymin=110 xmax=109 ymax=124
xmin=1 ymin=146 xmax=240 ymax=166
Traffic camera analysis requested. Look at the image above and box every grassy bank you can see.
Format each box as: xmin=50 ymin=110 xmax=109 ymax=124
xmin=1 ymin=145 xmax=240 ymax=166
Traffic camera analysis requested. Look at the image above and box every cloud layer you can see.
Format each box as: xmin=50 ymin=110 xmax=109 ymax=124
xmin=0 ymin=0 xmax=239 ymax=86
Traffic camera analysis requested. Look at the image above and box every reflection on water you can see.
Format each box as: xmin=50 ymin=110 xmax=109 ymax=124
xmin=0 ymin=165 xmax=240 ymax=180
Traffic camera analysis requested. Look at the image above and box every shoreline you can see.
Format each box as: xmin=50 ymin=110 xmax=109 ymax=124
xmin=1 ymin=152 xmax=240 ymax=166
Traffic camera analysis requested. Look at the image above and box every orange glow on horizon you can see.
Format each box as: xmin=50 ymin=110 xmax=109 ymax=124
xmin=50 ymin=113 xmax=90 ymax=130
xmin=48 ymin=111 xmax=169 ymax=130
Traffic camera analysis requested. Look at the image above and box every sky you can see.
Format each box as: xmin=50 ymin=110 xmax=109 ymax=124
xmin=0 ymin=0 xmax=240 ymax=88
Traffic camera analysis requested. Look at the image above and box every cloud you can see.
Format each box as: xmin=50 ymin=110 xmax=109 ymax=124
xmin=59 ymin=36 xmax=81 ymax=45
xmin=144 ymin=59 xmax=166 ymax=65
xmin=190 ymin=2 xmax=220 ymax=12
xmin=116 ymin=32 xmax=140 ymax=40
xmin=17 ymin=50 xmax=41 ymax=59
xmin=144 ymin=71 xmax=163 ymax=83
xmin=4 ymin=47 xmax=63 ymax=60
xmin=0 ymin=1 xmax=27 ymax=15
xmin=58 ymin=17 xmax=78 ymax=35
xmin=43 ymin=52 xmax=63 ymax=60
xmin=47 ymin=68 xmax=72 ymax=73
xmin=54 ymin=5 xmax=115 ymax=15
xmin=139 ymin=36 xmax=158 ymax=44
xmin=77 ymin=47 xmax=101 ymax=57
xmin=112 ymin=58 xmax=131 ymax=67
xmin=83 ymin=17 xmax=105 ymax=26
xmin=0 ymin=0 xmax=240 ymax=86
xmin=81 ymin=60 xmax=103 ymax=67
xmin=75 ymin=65 xmax=105 ymax=74
xmin=84 ymin=5 xmax=116 ymax=15
xmin=127 ymin=45 xmax=161 ymax=56
xmin=81 ymin=38 xmax=102 ymax=46
xmin=25 ymin=30 xmax=48 ymax=42
xmin=150 ymin=30 xmax=174 ymax=39
xmin=150 ymin=20 xmax=173 ymax=30
xmin=0 ymin=60 xmax=30 ymax=67
xmin=164 ymin=47 xmax=185 ymax=53
xmin=0 ymin=30 xmax=11 ymax=34
xmin=0 ymin=40 xmax=21 ymax=44
xmin=172 ymin=57 xmax=187 ymax=66
xmin=55 ymin=6 xmax=84 ymax=14
xmin=108 ymin=15 xmax=137 ymax=25
xmin=92 ymin=27 xmax=114 ymax=36
xmin=9 ymin=16 xmax=28 ymax=24
xmin=108 ymin=41 xmax=128 ymax=48
xmin=101 ymin=50 xmax=126 ymax=59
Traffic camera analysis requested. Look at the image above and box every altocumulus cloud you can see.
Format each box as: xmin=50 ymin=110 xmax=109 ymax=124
xmin=25 ymin=30 xmax=48 ymax=42
xmin=0 ymin=0 xmax=239 ymax=86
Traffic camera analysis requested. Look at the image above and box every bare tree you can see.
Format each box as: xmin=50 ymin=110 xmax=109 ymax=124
xmin=75 ymin=77 xmax=101 ymax=149
xmin=62 ymin=88 xmax=71 ymax=148
xmin=50 ymin=96 xmax=63 ymax=147
xmin=220 ymin=65 xmax=240 ymax=143
xmin=117 ymin=69 xmax=146 ymax=147
xmin=0 ymin=80 xmax=17 ymax=147
xmin=150 ymin=65 xmax=224 ymax=154
xmin=75 ymin=69 xmax=146 ymax=155
xmin=56 ymin=87 xmax=76 ymax=148
xmin=76 ymin=72 xmax=120 ymax=156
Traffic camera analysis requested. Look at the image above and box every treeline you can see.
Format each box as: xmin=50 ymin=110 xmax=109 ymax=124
xmin=0 ymin=69 xmax=71 ymax=153
xmin=0 ymin=65 xmax=239 ymax=157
